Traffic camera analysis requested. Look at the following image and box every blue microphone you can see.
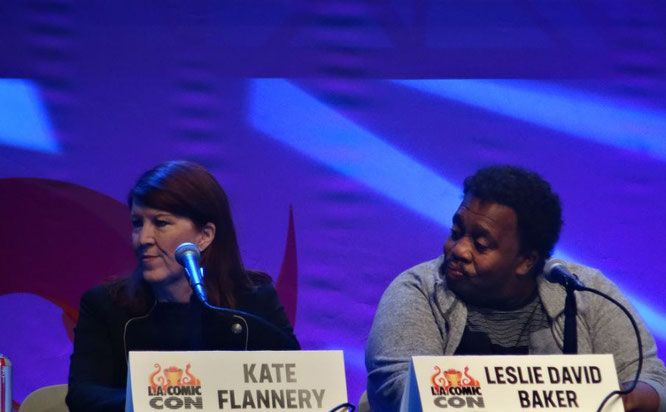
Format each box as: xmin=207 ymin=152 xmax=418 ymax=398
xmin=175 ymin=242 xmax=207 ymax=303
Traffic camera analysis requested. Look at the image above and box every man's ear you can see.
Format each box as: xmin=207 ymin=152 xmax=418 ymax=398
xmin=197 ymin=222 xmax=216 ymax=252
xmin=517 ymin=251 xmax=539 ymax=276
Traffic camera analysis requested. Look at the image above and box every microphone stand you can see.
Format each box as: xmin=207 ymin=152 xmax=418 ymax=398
xmin=545 ymin=264 xmax=644 ymax=412
xmin=180 ymin=259 xmax=296 ymax=351
xmin=197 ymin=296 xmax=296 ymax=351
xmin=562 ymin=279 xmax=578 ymax=354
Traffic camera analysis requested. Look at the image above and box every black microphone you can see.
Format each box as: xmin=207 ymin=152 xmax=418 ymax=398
xmin=543 ymin=259 xmax=585 ymax=290
xmin=175 ymin=242 xmax=207 ymax=303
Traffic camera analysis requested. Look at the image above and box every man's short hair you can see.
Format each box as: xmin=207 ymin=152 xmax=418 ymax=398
xmin=463 ymin=165 xmax=562 ymax=271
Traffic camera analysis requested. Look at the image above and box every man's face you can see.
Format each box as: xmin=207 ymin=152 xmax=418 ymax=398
xmin=442 ymin=196 xmax=537 ymax=308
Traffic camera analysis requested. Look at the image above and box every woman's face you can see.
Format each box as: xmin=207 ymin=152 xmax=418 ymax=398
xmin=130 ymin=203 xmax=212 ymax=285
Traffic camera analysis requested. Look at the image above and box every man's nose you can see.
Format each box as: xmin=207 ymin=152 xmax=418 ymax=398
xmin=450 ymin=237 xmax=473 ymax=263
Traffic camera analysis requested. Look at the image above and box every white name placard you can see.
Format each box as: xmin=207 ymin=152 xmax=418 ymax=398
xmin=126 ymin=350 xmax=347 ymax=412
xmin=400 ymin=354 xmax=623 ymax=412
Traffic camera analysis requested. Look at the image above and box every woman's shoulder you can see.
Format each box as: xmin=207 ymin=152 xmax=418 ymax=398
xmin=250 ymin=271 xmax=280 ymax=299
xmin=236 ymin=271 xmax=279 ymax=309
xmin=79 ymin=278 xmax=140 ymax=317
xmin=80 ymin=283 xmax=116 ymax=305
xmin=247 ymin=270 xmax=273 ymax=286
xmin=75 ymin=282 xmax=130 ymax=326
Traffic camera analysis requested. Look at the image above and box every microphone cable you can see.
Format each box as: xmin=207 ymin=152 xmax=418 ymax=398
xmin=544 ymin=260 xmax=643 ymax=411
xmin=175 ymin=242 xmax=296 ymax=350
xmin=202 ymin=301 xmax=250 ymax=350
xmin=575 ymin=287 xmax=644 ymax=412
xmin=200 ymin=298 xmax=297 ymax=352
xmin=328 ymin=402 xmax=356 ymax=412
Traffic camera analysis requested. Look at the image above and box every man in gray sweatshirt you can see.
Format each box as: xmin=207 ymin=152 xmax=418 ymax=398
xmin=365 ymin=165 xmax=666 ymax=411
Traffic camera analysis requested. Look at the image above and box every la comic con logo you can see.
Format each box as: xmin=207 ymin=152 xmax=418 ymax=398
xmin=430 ymin=366 xmax=485 ymax=409
xmin=147 ymin=363 xmax=203 ymax=410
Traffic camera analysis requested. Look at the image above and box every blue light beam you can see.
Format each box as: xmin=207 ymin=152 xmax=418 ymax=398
xmin=393 ymin=79 xmax=666 ymax=161
xmin=249 ymin=78 xmax=666 ymax=340
xmin=0 ymin=79 xmax=59 ymax=153
xmin=249 ymin=79 xmax=461 ymax=227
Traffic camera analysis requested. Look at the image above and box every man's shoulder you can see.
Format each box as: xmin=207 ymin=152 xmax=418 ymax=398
xmin=398 ymin=255 xmax=442 ymax=278
xmin=553 ymin=260 xmax=614 ymax=288
xmin=386 ymin=256 xmax=445 ymax=294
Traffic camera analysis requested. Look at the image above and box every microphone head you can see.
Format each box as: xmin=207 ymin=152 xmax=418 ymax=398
xmin=543 ymin=258 xmax=566 ymax=276
xmin=542 ymin=258 xmax=585 ymax=290
xmin=175 ymin=242 xmax=200 ymax=265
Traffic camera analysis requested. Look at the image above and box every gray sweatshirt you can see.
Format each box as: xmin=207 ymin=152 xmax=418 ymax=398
xmin=365 ymin=256 xmax=666 ymax=411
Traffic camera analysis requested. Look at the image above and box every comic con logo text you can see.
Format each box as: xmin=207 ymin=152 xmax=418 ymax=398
xmin=147 ymin=363 xmax=203 ymax=410
xmin=430 ymin=366 xmax=484 ymax=409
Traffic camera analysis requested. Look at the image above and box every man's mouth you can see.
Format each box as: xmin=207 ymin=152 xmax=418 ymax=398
xmin=444 ymin=260 xmax=469 ymax=278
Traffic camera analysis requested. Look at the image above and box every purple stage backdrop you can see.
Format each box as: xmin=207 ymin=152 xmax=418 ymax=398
xmin=2 ymin=0 xmax=666 ymax=407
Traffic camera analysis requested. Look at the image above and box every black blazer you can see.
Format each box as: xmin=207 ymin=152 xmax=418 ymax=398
xmin=66 ymin=281 xmax=299 ymax=412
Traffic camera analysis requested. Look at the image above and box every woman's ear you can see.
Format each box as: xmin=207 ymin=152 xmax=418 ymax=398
xmin=197 ymin=222 xmax=216 ymax=252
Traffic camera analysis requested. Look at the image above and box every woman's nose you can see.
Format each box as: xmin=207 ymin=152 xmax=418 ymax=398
xmin=137 ymin=224 xmax=155 ymax=245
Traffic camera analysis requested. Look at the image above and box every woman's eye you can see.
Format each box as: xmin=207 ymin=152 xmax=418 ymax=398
xmin=154 ymin=219 xmax=170 ymax=227
xmin=131 ymin=219 xmax=142 ymax=229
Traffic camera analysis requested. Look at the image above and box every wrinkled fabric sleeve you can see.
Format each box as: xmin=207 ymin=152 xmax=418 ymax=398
xmin=66 ymin=288 xmax=125 ymax=412
xmin=365 ymin=270 xmax=447 ymax=411
xmin=585 ymin=270 xmax=666 ymax=412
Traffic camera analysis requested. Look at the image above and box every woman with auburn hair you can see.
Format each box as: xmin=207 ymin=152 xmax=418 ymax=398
xmin=66 ymin=160 xmax=299 ymax=412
